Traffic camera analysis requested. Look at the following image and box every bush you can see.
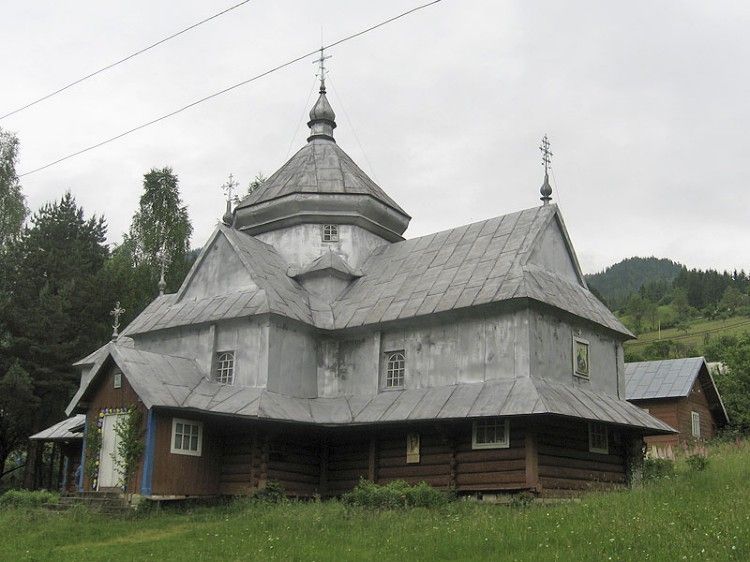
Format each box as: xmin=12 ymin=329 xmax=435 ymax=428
xmin=252 ymin=481 xmax=286 ymax=503
xmin=0 ymin=490 xmax=58 ymax=509
xmin=342 ymin=479 xmax=451 ymax=509
xmin=643 ymin=458 xmax=675 ymax=482
xmin=686 ymin=453 xmax=709 ymax=472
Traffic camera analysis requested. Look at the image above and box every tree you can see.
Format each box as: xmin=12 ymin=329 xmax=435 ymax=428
xmin=128 ymin=167 xmax=193 ymax=295
xmin=705 ymin=334 xmax=750 ymax=431
xmin=0 ymin=128 xmax=28 ymax=249
xmin=0 ymin=362 xmax=39 ymax=479
xmin=246 ymin=172 xmax=266 ymax=196
xmin=719 ymin=286 xmax=748 ymax=315
xmin=1 ymin=192 xmax=110 ymax=486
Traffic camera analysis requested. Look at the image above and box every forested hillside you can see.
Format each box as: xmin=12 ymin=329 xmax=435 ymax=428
xmin=585 ymin=257 xmax=682 ymax=309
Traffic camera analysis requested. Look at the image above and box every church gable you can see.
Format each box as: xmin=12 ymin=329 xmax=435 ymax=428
xmin=178 ymin=230 xmax=259 ymax=301
xmin=525 ymin=213 xmax=584 ymax=285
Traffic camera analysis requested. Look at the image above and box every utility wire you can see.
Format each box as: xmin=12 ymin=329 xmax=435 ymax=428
xmin=0 ymin=0 xmax=253 ymax=121
xmin=19 ymin=0 xmax=443 ymax=177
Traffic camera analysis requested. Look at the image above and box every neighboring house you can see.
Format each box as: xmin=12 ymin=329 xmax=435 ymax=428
xmin=624 ymin=357 xmax=729 ymax=447
xmin=45 ymin=72 xmax=673 ymax=500
xmin=28 ymin=414 xmax=85 ymax=493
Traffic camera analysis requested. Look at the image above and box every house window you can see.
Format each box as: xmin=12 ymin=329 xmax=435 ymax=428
xmin=691 ymin=411 xmax=701 ymax=438
xmin=322 ymin=224 xmax=339 ymax=242
xmin=113 ymin=371 xmax=122 ymax=389
xmin=385 ymin=351 xmax=405 ymax=389
xmin=573 ymin=337 xmax=590 ymax=379
xmin=589 ymin=422 xmax=609 ymax=454
xmin=215 ymin=351 xmax=235 ymax=385
xmin=472 ymin=418 xmax=509 ymax=449
xmin=171 ymin=418 xmax=203 ymax=456
xmin=406 ymin=432 xmax=420 ymax=464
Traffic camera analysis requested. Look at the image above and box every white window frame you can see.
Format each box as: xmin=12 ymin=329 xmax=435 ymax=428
xmin=691 ymin=411 xmax=701 ymax=438
xmin=215 ymin=351 xmax=235 ymax=385
xmin=322 ymin=224 xmax=339 ymax=242
xmin=472 ymin=418 xmax=510 ymax=449
xmin=573 ymin=336 xmax=591 ymax=379
xmin=170 ymin=418 xmax=203 ymax=457
xmin=384 ymin=350 xmax=405 ymax=389
xmin=589 ymin=422 xmax=609 ymax=454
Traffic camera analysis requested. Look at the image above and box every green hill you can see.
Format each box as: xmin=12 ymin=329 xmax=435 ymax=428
xmin=586 ymin=257 xmax=682 ymax=309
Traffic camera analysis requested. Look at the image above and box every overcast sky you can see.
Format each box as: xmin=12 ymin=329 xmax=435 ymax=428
xmin=1 ymin=0 xmax=747 ymax=274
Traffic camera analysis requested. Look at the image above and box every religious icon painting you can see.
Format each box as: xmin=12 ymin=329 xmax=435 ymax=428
xmin=573 ymin=337 xmax=590 ymax=378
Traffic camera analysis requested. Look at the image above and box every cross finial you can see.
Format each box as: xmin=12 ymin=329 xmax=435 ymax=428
xmin=110 ymin=301 xmax=125 ymax=341
xmin=539 ymin=134 xmax=553 ymax=205
xmin=314 ymin=47 xmax=332 ymax=93
xmin=221 ymin=173 xmax=239 ymax=203
xmin=157 ymin=247 xmax=168 ymax=296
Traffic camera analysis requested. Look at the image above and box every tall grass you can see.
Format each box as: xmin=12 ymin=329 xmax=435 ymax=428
xmin=1 ymin=441 xmax=749 ymax=561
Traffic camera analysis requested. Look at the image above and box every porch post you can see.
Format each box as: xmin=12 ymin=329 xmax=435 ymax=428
xmin=78 ymin=421 xmax=87 ymax=492
xmin=525 ymin=430 xmax=540 ymax=492
xmin=140 ymin=408 xmax=157 ymax=496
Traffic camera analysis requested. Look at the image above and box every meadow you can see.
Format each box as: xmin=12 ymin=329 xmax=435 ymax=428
xmin=1 ymin=441 xmax=749 ymax=561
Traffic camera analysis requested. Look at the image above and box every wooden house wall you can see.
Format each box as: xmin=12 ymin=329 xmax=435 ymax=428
xmin=265 ymin=426 xmax=322 ymax=496
xmin=150 ymin=411 xmax=222 ymax=496
xmin=536 ymin=418 xmax=628 ymax=493
xmin=82 ymin=365 xmax=145 ymax=491
xmin=219 ymin=428 xmax=261 ymax=495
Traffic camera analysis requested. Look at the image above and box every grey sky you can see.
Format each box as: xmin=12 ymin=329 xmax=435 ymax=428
xmin=1 ymin=0 xmax=747 ymax=274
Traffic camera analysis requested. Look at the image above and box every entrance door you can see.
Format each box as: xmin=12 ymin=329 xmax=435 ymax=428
xmin=98 ymin=413 xmax=125 ymax=489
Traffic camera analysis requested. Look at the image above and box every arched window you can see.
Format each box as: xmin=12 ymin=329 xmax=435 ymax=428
xmin=215 ymin=351 xmax=235 ymax=385
xmin=385 ymin=351 xmax=405 ymax=388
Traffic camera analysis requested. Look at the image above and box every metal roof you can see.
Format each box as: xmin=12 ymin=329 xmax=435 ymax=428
xmin=30 ymin=414 xmax=85 ymax=441
xmin=624 ymin=357 xmax=707 ymax=400
xmin=235 ymin=139 xmax=408 ymax=216
xmin=120 ymin=205 xmax=630 ymax=338
xmin=67 ymin=344 xmax=673 ymax=433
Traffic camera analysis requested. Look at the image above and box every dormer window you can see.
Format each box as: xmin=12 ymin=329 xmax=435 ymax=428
xmin=322 ymin=224 xmax=339 ymax=242
xmin=215 ymin=351 xmax=235 ymax=385
xmin=385 ymin=351 xmax=405 ymax=389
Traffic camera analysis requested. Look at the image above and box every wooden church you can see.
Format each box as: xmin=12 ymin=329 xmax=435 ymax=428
xmin=59 ymin=67 xmax=674 ymax=499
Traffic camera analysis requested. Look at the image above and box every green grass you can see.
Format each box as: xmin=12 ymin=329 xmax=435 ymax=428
xmin=2 ymin=442 xmax=750 ymax=561
xmin=626 ymin=315 xmax=750 ymax=352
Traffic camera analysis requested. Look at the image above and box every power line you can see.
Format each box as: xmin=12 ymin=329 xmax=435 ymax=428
xmin=0 ymin=0 xmax=253 ymax=121
xmin=19 ymin=0 xmax=444 ymax=177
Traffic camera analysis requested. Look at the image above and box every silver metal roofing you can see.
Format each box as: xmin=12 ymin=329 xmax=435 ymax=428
xmin=67 ymin=344 xmax=673 ymax=433
xmin=235 ymin=139 xmax=407 ymax=216
xmin=122 ymin=205 xmax=630 ymax=338
xmin=625 ymin=357 xmax=708 ymax=400
xmin=30 ymin=414 xmax=85 ymax=441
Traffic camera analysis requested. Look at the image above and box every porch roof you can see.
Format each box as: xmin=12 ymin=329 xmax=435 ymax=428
xmin=29 ymin=414 xmax=86 ymax=441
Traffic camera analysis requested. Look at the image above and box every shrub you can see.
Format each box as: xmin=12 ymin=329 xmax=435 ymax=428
xmin=252 ymin=481 xmax=286 ymax=503
xmin=642 ymin=458 xmax=675 ymax=482
xmin=0 ymin=490 xmax=58 ymax=509
xmin=686 ymin=453 xmax=710 ymax=472
xmin=342 ymin=479 xmax=451 ymax=509
xmin=508 ymin=492 xmax=535 ymax=508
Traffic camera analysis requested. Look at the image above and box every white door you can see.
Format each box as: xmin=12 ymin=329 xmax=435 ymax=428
xmin=98 ymin=414 xmax=125 ymax=489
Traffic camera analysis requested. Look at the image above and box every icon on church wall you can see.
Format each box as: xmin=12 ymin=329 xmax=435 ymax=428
xmin=406 ymin=432 xmax=420 ymax=464
xmin=573 ymin=337 xmax=590 ymax=378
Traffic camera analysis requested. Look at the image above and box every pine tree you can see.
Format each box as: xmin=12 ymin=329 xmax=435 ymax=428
xmin=0 ymin=362 xmax=39 ymax=479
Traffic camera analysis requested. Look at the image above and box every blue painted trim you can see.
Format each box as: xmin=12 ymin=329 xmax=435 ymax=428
xmin=140 ymin=409 xmax=156 ymax=496
xmin=61 ymin=455 xmax=69 ymax=492
xmin=78 ymin=420 xmax=87 ymax=492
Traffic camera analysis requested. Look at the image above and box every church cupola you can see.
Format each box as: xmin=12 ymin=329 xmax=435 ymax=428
xmin=232 ymin=51 xmax=411 ymax=268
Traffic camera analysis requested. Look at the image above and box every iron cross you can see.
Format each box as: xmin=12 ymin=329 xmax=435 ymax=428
xmin=110 ymin=301 xmax=125 ymax=340
xmin=539 ymin=135 xmax=553 ymax=174
xmin=314 ymin=47 xmax=331 ymax=90
xmin=221 ymin=173 xmax=239 ymax=203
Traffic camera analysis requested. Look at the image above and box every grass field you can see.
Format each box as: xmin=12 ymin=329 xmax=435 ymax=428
xmin=625 ymin=315 xmax=750 ymax=353
xmin=2 ymin=442 xmax=750 ymax=561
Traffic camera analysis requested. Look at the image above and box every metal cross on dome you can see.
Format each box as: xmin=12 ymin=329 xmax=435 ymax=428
xmin=110 ymin=301 xmax=125 ymax=341
xmin=221 ymin=173 xmax=239 ymax=203
xmin=314 ymin=47 xmax=331 ymax=91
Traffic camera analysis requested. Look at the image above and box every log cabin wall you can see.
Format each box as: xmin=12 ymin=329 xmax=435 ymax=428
xmin=265 ymin=426 xmax=322 ymax=497
xmin=325 ymin=428 xmax=371 ymax=496
xmin=679 ymin=378 xmax=717 ymax=440
xmin=150 ymin=410 xmax=222 ymax=496
xmin=536 ymin=418 xmax=628 ymax=495
xmin=220 ymin=427 xmax=261 ymax=495
xmin=82 ymin=364 xmax=145 ymax=491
